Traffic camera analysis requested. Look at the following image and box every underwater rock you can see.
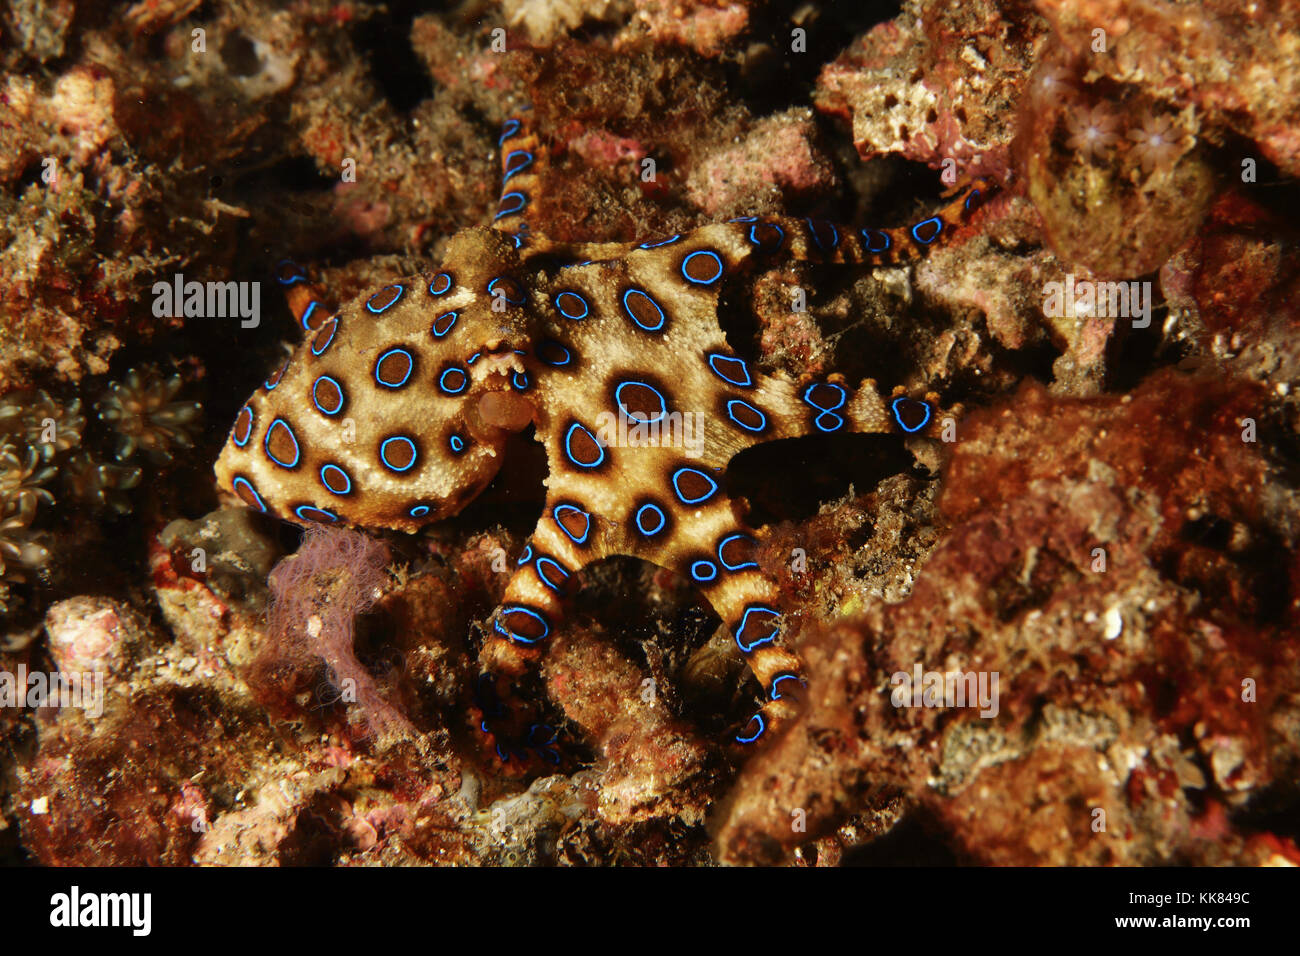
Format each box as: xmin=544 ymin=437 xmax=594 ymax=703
xmin=157 ymin=507 xmax=281 ymax=615
xmin=815 ymin=0 xmax=1038 ymax=179
xmin=44 ymin=596 xmax=143 ymax=680
xmin=542 ymin=627 xmax=713 ymax=826
xmin=1034 ymin=0 xmax=1300 ymax=178
xmin=1017 ymin=76 xmax=1217 ymax=277
xmin=716 ymin=369 xmax=1300 ymax=864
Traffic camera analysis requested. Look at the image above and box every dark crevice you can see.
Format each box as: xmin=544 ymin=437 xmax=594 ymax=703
xmin=983 ymin=331 xmax=1060 ymax=394
xmin=1228 ymin=784 xmax=1300 ymax=846
xmin=449 ymin=428 xmax=548 ymax=537
xmin=726 ymin=0 xmax=904 ymax=114
xmin=1103 ymin=292 xmax=1192 ymax=394
xmin=219 ymin=29 xmax=261 ymax=77
xmin=715 ymin=285 xmax=765 ymax=366
xmin=860 ymin=157 xmax=948 ymax=221
xmin=351 ymin=1 xmax=438 ymax=114
xmin=228 ymin=153 xmax=337 ymax=195
xmin=843 ymin=810 xmax=961 ymax=866
xmin=729 ymin=433 xmax=915 ymax=526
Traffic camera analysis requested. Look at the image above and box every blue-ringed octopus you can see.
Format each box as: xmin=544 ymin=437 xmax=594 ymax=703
xmin=214 ymin=110 xmax=994 ymax=761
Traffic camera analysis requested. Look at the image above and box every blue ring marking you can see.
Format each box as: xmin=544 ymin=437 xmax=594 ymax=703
xmin=528 ymin=722 xmax=557 ymax=744
xmin=438 ymin=366 xmax=468 ymax=395
xmin=509 ymin=233 xmax=523 ymax=249
xmin=498 ymin=118 xmax=521 ymax=145
xmin=734 ymin=605 xmax=780 ymax=653
xmin=494 ymin=191 xmax=527 ymax=220
xmin=769 ymin=673 xmax=804 ymax=701
xmin=487 ymin=275 xmax=526 ymax=305
xmin=634 ymin=503 xmax=667 ymax=537
xmin=431 ymin=311 xmax=458 ymax=338
xmin=725 ymin=399 xmax=767 ymax=433
xmin=232 ymin=407 xmax=253 ymax=447
xmin=502 ymin=149 xmax=533 ymax=182
xmin=891 ymin=396 xmax=932 ymax=433
xmin=815 ymin=411 xmax=845 ymax=431
xmin=861 ymin=228 xmax=892 ymax=253
xmin=379 ymin=436 xmax=418 ymax=473
xmin=614 ymin=380 xmax=667 ymax=424
xmin=690 ymin=559 xmax=718 ymax=584
xmin=295 ymin=505 xmax=338 ymax=523
xmin=806 ymin=217 xmax=839 ymax=252
xmin=735 ymin=713 xmax=766 ymax=745
xmin=621 ymin=288 xmax=666 ymax=332
xmin=374 ymin=347 xmax=414 ymax=388
xmin=534 ymin=556 xmax=569 ymax=594
xmin=310 ymin=318 xmax=338 ymax=356
xmin=264 ymin=418 xmax=300 ymax=468
xmin=311 ymin=375 xmax=345 ymax=416
xmin=449 ymin=434 xmax=466 ymax=454
xmin=553 ymin=504 xmax=591 ymax=545
xmin=231 ymin=476 xmax=266 ymax=513
xmin=537 ymin=340 xmax=572 ymax=367
xmin=466 ymin=352 xmax=481 ymax=366
xmin=517 ymin=544 xmax=533 ymax=566
xmin=264 ymin=361 xmax=288 ymax=391
xmin=638 ymin=234 xmax=682 ymax=249
xmin=706 ymin=352 xmax=752 ymax=387
xmin=802 ymin=384 xmax=846 ymax=411
xmin=511 ymin=370 xmax=529 ymax=391
xmin=560 ymin=259 xmax=593 ymax=270
xmin=748 ymin=221 xmax=785 ymax=251
xmin=563 ymin=422 xmax=606 ymax=468
xmin=276 ymin=260 xmax=307 ymax=285
xmin=428 ymin=272 xmax=453 ymax=296
xmin=494 ymin=605 xmax=550 ymax=645
xmin=409 ymin=504 xmax=430 ymax=518
xmin=299 ymin=299 xmax=319 ymax=331
xmin=802 ymin=382 xmax=848 ymax=433
xmin=717 ymin=533 xmax=759 ymax=572
xmin=554 ymin=291 xmax=589 ymax=320
xmin=671 ymin=466 xmax=719 ymax=506
xmin=729 ymin=216 xmax=758 ymax=223
xmin=528 ymin=724 xmax=560 ymax=764
xmin=529 ymin=725 xmax=559 ymax=752
xmin=680 ymin=249 xmax=724 ymax=285
xmin=910 ymin=216 xmax=943 ymax=245
xmin=365 ymin=284 xmax=404 ymax=314
xmin=964 ymin=188 xmax=982 ymax=212
xmin=319 ymin=464 xmax=352 ymax=496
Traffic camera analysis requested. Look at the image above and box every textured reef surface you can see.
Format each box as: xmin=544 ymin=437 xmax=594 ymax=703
xmin=2 ymin=0 xmax=1299 ymax=866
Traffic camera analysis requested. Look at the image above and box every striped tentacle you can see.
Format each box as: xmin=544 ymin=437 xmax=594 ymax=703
xmin=272 ymin=259 xmax=336 ymax=334
xmin=491 ymin=110 xmax=542 ymax=244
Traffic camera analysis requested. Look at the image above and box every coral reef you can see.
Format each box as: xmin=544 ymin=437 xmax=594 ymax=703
xmin=95 ymin=367 xmax=201 ymax=464
xmin=715 ymin=370 xmax=1300 ymax=864
xmin=0 ymin=365 xmax=198 ymax=615
xmin=2 ymin=0 xmax=1298 ymax=869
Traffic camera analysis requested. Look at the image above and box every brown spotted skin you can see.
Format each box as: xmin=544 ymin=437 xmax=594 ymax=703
xmin=214 ymin=113 xmax=995 ymax=759
xmin=216 ymin=227 xmax=541 ymax=534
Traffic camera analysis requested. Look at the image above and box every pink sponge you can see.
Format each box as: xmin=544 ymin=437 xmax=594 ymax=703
xmin=264 ymin=525 xmax=412 ymax=743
